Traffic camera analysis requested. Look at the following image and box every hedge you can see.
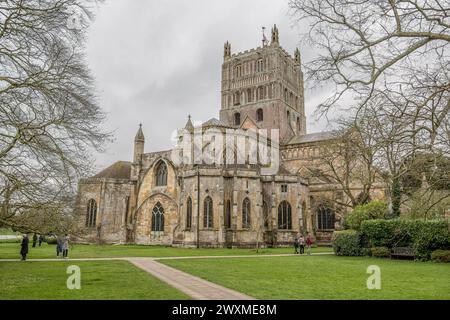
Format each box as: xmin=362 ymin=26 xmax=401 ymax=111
xmin=431 ymin=250 xmax=450 ymax=263
xmin=361 ymin=219 xmax=450 ymax=259
xmin=332 ymin=230 xmax=362 ymax=256
xmin=371 ymin=247 xmax=391 ymax=258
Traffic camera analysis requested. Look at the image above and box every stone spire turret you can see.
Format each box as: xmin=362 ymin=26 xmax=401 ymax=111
xmin=133 ymin=124 xmax=145 ymax=163
xmin=271 ymin=24 xmax=279 ymax=45
xmin=184 ymin=115 xmax=194 ymax=132
xmin=294 ymin=48 xmax=301 ymax=65
xmin=224 ymin=41 xmax=231 ymax=60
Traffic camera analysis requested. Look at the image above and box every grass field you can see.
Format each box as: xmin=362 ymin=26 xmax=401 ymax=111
xmin=0 ymin=242 xmax=332 ymax=259
xmin=161 ymin=255 xmax=450 ymax=300
xmin=0 ymin=260 xmax=189 ymax=300
xmin=0 ymin=228 xmax=19 ymax=236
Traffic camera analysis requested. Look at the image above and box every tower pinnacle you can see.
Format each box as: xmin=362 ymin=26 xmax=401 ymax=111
xmin=295 ymin=48 xmax=301 ymax=65
xmin=135 ymin=123 xmax=145 ymax=142
xmin=224 ymin=41 xmax=231 ymax=59
xmin=184 ymin=115 xmax=194 ymax=132
xmin=271 ymin=24 xmax=279 ymax=45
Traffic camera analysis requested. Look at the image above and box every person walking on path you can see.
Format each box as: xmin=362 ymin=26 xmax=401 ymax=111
xmin=306 ymin=234 xmax=313 ymax=256
xmin=32 ymin=234 xmax=37 ymax=248
xmin=62 ymin=234 xmax=70 ymax=259
xmin=299 ymin=235 xmax=306 ymax=255
xmin=20 ymin=234 xmax=29 ymax=261
xmin=294 ymin=237 xmax=299 ymax=254
xmin=56 ymin=235 xmax=63 ymax=257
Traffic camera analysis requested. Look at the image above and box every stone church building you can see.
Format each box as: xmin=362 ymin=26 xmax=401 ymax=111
xmin=75 ymin=26 xmax=382 ymax=247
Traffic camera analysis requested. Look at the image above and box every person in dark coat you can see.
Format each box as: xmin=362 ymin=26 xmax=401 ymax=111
xmin=20 ymin=234 xmax=29 ymax=261
xmin=38 ymin=234 xmax=43 ymax=247
xmin=294 ymin=237 xmax=299 ymax=254
xmin=32 ymin=234 xmax=37 ymax=248
xmin=56 ymin=235 xmax=62 ymax=257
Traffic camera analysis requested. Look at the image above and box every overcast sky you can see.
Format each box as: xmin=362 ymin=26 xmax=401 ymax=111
xmin=86 ymin=0 xmax=331 ymax=170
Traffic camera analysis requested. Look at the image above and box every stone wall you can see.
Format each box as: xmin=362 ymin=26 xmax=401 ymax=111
xmin=76 ymin=178 xmax=132 ymax=244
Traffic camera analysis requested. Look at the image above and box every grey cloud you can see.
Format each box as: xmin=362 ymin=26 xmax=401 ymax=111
xmin=86 ymin=0 xmax=330 ymax=171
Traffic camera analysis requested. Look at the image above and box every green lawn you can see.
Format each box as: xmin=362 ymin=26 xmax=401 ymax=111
xmin=0 ymin=260 xmax=189 ymax=300
xmin=0 ymin=242 xmax=332 ymax=259
xmin=0 ymin=228 xmax=19 ymax=236
xmin=161 ymin=255 xmax=450 ymax=300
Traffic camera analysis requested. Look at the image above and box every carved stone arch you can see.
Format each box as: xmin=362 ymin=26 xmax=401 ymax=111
xmin=136 ymin=158 xmax=178 ymax=209
xmin=135 ymin=192 xmax=178 ymax=218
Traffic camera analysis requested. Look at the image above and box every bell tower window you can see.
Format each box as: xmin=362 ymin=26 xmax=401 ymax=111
xmin=234 ymin=113 xmax=241 ymax=126
xmin=257 ymin=109 xmax=264 ymax=122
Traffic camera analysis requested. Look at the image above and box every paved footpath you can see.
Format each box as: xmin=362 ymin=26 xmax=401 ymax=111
xmin=129 ymin=258 xmax=255 ymax=300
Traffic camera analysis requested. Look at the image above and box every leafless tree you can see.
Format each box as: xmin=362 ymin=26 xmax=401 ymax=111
xmin=290 ymin=0 xmax=449 ymax=215
xmin=0 ymin=0 xmax=110 ymax=233
xmin=310 ymin=124 xmax=380 ymax=209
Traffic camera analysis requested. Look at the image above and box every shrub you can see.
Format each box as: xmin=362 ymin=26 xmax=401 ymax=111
xmin=361 ymin=219 xmax=450 ymax=260
xmin=361 ymin=247 xmax=372 ymax=257
xmin=371 ymin=247 xmax=391 ymax=258
xmin=332 ymin=230 xmax=362 ymax=256
xmin=360 ymin=219 xmax=411 ymax=247
xmin=431 ymin=250 xmax=450 ymax=263
xmin=345 ymin=201 xmax=389 ymax=230
xmin=46 ymin=236 xmax=57 ymax=245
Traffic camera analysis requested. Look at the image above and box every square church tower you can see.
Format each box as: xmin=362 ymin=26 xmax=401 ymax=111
xmin=219 ymin=25 xmax=306 ymax=143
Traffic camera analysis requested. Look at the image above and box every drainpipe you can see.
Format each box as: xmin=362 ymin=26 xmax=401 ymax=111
xmin=197 ymin=168 xmax=200 ymax=249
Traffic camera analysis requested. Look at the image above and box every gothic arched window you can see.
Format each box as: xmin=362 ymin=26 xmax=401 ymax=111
xmin=152 ymin=202 xmax=165 ymax=232
xmin=263 ymin=201 xmax=269 ymax=228
xmin=278 ymin=201 xmax=292 ymax=230
xmin=247 ymin=88 xmax=253 ymax=103
xmin=234 ymin=91 xmax=241 ymax=106
xmin=257 ymin=86 xmax=264 ymax=100
xmin=186 ymin=197 xmax=192 ymax=230
xmin=256 ymin=59 xmax=264 ymax=72
xmin=234 ymin=113 xmax=241 ymax=126
xmin=317 ymin=205 xmax=335 ymax=230
xmin=242 ymin=198 xmax=251 ymax=229
xmin=257 ymin=108 xmax=264 ymax=122
xmin=225 ymin=199 xmax=232 ymax=229
xmin=86 ymin=199 xmax=97 ymax=228
xmin=204 ymin=196 xmax=213 ymax=229
xmin=155 ymin=161 xmax=168 ymax=186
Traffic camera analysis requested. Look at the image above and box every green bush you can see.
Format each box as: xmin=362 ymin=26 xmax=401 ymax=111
xmin=332 ymin=230 xmax=362 ymax=256
xmin=361 ymin=219 xmax=450 ymax=260
xmin=345 ymin=201 xmax=389 ymax=230
xmin=361 ymin=247 xmax=372 ymax=257
xmin=46 ymin=236 xmax=57 ymax=245
xmin=431 ymin=250 xmax=450 ymax=263
xmin=371 ymin=247 xmax=391 ymax=258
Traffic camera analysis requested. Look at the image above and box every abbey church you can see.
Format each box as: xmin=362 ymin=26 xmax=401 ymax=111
xmin=75 ymin=25 xmax=383 ymax=247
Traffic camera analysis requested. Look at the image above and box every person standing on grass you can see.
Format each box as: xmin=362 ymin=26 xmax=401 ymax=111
xmin=20 ymin=234 xmax=29 ymax=261
xmin=299 ymin=235 xmax=306 ymax=255
xmin=56 ymin=235 xmax=63 ymax=257
xmin=32 ymin=233 xmax=37 ymax=248
xmin=62 ymin=234 xmax=69 ymax=259
xmin=294 ymin=237 xmax=299 ymax=254
xmin=306 ymin=234 xmax=313 ymax=256
xmin=38 ymin=234 xmax=43 ymax=247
